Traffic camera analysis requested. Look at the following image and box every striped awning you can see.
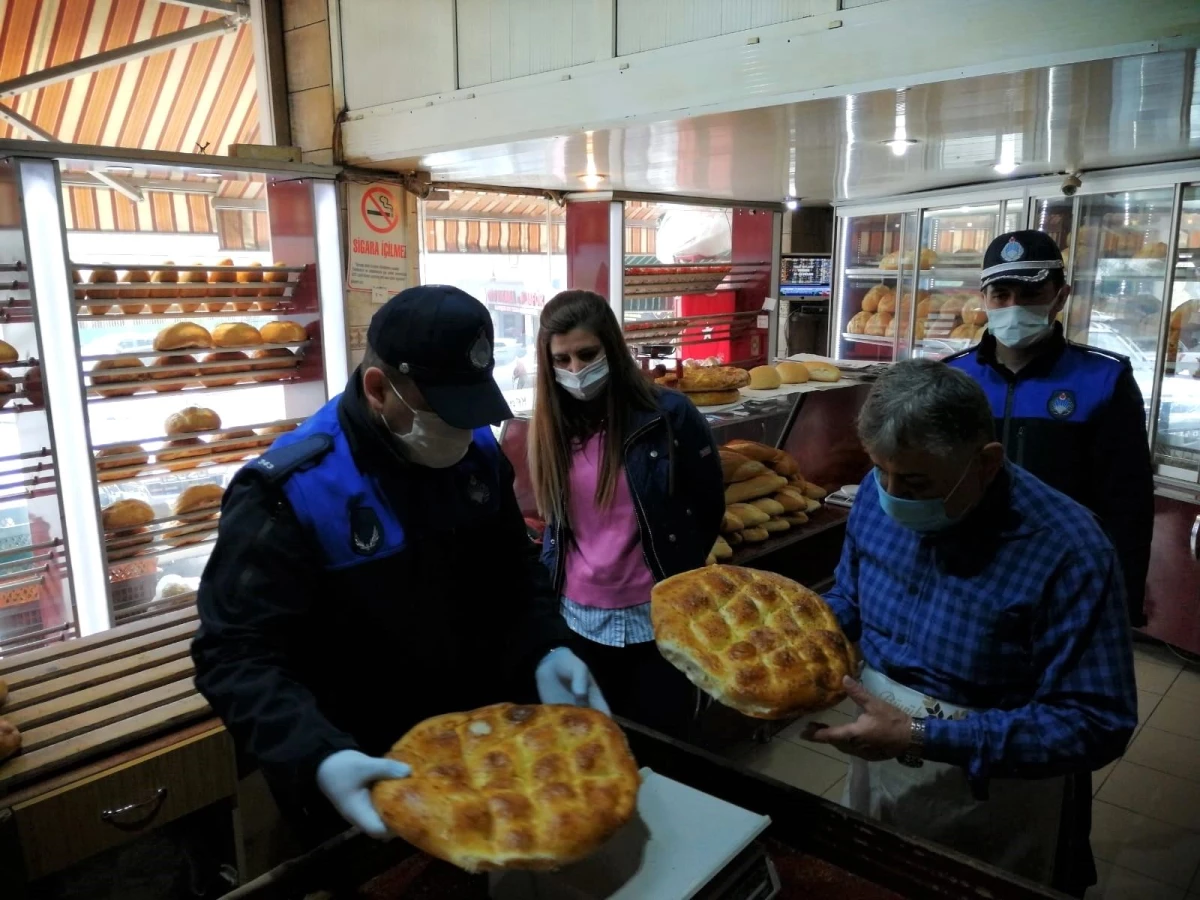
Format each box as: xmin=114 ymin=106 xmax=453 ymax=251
xmin=0 ymin=0 xmax=266 ymax=246
xmin=0 ymin=0 xmax=260 ymax=154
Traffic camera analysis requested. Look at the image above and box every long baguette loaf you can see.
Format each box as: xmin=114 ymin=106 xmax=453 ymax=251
xmin=723 ymin=440 xmax=783 ymax=464
xmin=724 ymin=474 xmax=788 ymax=505
xmin=726 ymin=503 xmax=770 ymax=527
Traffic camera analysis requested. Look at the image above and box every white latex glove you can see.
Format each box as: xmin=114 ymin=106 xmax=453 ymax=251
xmin=315 ymin=749 xmax=410 ymax=839
xmin=535 ymin=647 xmax=611 ymax=715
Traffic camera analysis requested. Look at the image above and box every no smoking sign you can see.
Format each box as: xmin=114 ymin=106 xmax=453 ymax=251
xmin=360 ymin=185 xmax=399 ymax=234
xmin=348 ymin=182 xmax=408 ymax=294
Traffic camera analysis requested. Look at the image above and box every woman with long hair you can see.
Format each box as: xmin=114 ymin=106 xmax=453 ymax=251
xmin=530 ymin=290 xmax=725 ymax=738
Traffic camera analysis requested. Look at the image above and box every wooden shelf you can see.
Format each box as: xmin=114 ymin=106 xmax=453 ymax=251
xmin=730 ymin=505 xmax=849 ymax=566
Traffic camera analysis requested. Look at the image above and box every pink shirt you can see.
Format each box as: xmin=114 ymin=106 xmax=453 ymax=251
xmin=562 ymin=432 xmax=655 ymax=610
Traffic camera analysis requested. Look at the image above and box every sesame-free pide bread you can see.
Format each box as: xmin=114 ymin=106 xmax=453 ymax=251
xmin=652 ymin=565 xmax=854 ymax=719
xmin=371 ymin=703 xmax=639 ymax=873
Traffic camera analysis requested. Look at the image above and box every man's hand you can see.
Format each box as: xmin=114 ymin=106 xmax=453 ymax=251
xmin=316 ymin=749 xmax=410 ymax=839
xmin=535 ymin=647 xmax=611 ymax=715
xmin=803 ymin=676 xmax=912 ymax=761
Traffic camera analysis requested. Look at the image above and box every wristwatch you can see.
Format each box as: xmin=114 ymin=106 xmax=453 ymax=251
xmin=897 ymin=717 xmax=926 ymax=768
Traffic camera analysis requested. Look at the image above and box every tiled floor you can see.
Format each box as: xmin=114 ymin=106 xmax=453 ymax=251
xmin=725 ymin=641 xmax=1200 ymax=899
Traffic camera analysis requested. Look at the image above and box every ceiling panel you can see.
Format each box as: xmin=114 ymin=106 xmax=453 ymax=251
xmin=391 ymin=49 xmax=1200 ymax=204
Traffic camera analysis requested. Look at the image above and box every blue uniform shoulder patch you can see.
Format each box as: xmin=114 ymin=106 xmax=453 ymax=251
xmin=251 ymin=433 xmax=333 ymax=483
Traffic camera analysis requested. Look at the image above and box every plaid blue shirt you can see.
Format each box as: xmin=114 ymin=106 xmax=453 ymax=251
xmin=825 ymin=465 xmax=1136 ymax=784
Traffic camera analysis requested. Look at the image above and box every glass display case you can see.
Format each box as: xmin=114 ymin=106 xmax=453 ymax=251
xmin=0 ymin=143 xmax=345 ymax=648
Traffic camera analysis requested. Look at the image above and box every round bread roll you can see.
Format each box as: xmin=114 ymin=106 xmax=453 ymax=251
xmin=885 ymin=317 xmax=897 ymax=338
xmin=651 ymin=565 xmax=855 ymax=718
xmin=156 ymin=438 xmax=209 ymax=470
xmin=371 ymin=703 xmax=638 ymax=873
xmin=251 ymin=348 xmax=297 ymax=381
xmin=212 ymin=430 xmax=259 ymax=457
xmin=102 ymin=498 xmax=155 ymax=531
xmin=85 ymin=265 xmax=117 ymax=314
xmin=775 ymin=361 xmax=809 ymax=384
xmin=879 ymin=252 xmax=899 ymax=271
xmin=105 ymin=526 xmax=153 ymax=560
xmin=259 ymin=320 xmax=307 ymax=344
xmin=916 ymin=293 xmax=942 ymax=319
xmin=256 ymin=422 xmax=296 ymax=438
xmin=747 ymin=365 xmax=782 ymax=390
xmin=202 ymin=351 xmax=251 ymax=387
xmin=119 ymin=269 xmax=150 ymax=312
xmin=0 ymin=370 xmax=14 ymax=409
xmin=173 ymin=483 xmax=224 ymax=517
xmin=163 ymin=519 xmax=217 ymax=547
xmin=951 ymin=323 xmax=976 ymax=340
xmin=864 ymin=313 xmax=892 ymax=337
xmin=0 ymin=340 xmax=18 ymax=363
xmin=179 ymin=262 xmax=208 ymax=308
xmin=861 ymin=284 xmax=890 ymax=313
xmin=23 ymin=363 xmax=42 ymax=407
xmin=961 ymin=297 xmax=988 ymax=326
xmin=154 ymin=322 xmax=213 ymax=351
xmin=685 ymin=389 xmax=740 ymax=407
xmin=212 ymin=323 xmax=264 ymax=348
xmin=91 ymin=357 xmax=147 ymax=397
xmin=165 ymin=406 xmax=221 ymax=436
xmin=802 ymin=361 xmax=840 ymax=383
xmin=208 ymin=258 xmax=236 ymax=297
xmin=939 ymin=295 xmax=966 ymax=317
xmin=0 ymin=718 xmax=21 ymax=763
xmin=846 ymin=310 xmax=872 ymax=335
xmin=259 ymin=263 xmax=289 ymax=302
xmin=148 ymin=263 xmax=178 ymax=313
xmin=150 ymin=355 xmax=200 ymax=392
xmin=877 ymin=292 xmax=897 ymax=316
xmin=96 ymin=444 xmax=149 ymax=481
xmin=235 ymin=261 xmax=263 ymax=299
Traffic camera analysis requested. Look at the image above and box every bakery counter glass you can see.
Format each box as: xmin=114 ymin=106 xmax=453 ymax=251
xmin=221 ymin=719 xmax=1064 ymax=900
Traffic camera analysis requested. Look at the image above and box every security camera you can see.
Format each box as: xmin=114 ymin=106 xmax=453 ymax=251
xmin=1061 ymin=173 xmax=1082 ymax=197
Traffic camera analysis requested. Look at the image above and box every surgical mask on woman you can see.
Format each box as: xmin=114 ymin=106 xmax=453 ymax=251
xmin=554 ymin=356 xmax=609 ymax=401
xmin=874 ymin=458 xmax=975 ymax=533
xmin=987 ymin=303 xmax=1055 ymax=349
xmin=385 ymin=379 xmax=473 ymax=468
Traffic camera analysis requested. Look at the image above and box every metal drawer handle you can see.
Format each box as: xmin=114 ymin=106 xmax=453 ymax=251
xmin=1191 ymin=515 xmax=1200 ymax=561
xmin=100 ymin=786 xmax=168 ymax=831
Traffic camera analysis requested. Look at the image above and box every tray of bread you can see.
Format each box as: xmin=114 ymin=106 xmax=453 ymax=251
xmin=655 ymin=364 xmax=751 ymax=409
xmin=83 ymin=320 xmax=315 ymax=399
xmin=71 ymin=261 xmax=303 ymax=318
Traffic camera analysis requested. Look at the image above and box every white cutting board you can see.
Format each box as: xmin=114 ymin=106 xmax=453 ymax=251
xmin=488 ymin=768 xmax=770 ymax=900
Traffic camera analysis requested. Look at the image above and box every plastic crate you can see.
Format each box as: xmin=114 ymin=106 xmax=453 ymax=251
xmin=109 ymin=558 xmax=158 ymax=620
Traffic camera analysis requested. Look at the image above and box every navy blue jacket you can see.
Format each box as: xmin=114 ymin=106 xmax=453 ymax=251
xmin=192 ymin=372 xmax=569 ymax=838
xmin=540 ymin=387 xmax=725 ymax=593
xmin=946 ymin=324 xmax=1154 ymax=625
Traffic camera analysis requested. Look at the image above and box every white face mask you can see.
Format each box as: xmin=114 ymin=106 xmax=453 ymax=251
xmin=987 ymin=303 xmax=1055 ymax=349
xmin=385 ymin=379 xmax=474 ymax=468
xmin=554 ymin=356 xmax=609 ymax=401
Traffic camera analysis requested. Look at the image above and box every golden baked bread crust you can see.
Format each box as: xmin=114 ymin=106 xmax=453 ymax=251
xmin=0 ymin=717 xmax=20 ymax=761
xmin=165 ymin=406 xmax=221 ymax=435
xmin=652 ymin=565 xmax=854 ymax=719
xmin=259 ymin=320 xmax=307 ymax=344
xmin=682 ymin=389 xmax=740 ymax=407
xmin=672 ymin=366 xmax=750 ymax=392
xmin=371 ymin=703 xmax=639 ymax=873
xmin=212 ymin=323 xmax=264 ymax=348
xmin=102 ymin=499 xmax=155 ymax=531
xmin=154 ymin=322 xmax=213 ymax=351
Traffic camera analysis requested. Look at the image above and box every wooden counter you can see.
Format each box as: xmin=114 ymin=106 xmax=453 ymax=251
xmin=0 ymin=601 xmax=236 ymax=891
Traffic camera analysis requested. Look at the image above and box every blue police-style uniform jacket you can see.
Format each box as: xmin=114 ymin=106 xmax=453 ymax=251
xmin=191 ymin=371 xmax=569 ymax=842
xmin=946 ymin=323 xmax=1154 ymax=624
xmin=540 ymin=386 xmax=725 ymax=593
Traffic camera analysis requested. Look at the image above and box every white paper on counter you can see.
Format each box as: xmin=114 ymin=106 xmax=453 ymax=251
xmin=782 ymin=352 xmax=878 ymax=370
xmin=488 ymin=768 xmax=770 ymax=900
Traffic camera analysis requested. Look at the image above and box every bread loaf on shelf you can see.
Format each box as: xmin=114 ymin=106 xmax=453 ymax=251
xmin=712 ymin=535 xmax=733 ymax=560
xmin=725 ymin=502 xmax=770 ymax=528
xmin=208 ymin=259 xmax=237 ymax=297
xmin=762 ymin=517 xmax=790 ymax=533
xmin=119 ymin=269 xmax=150 ymax=312
xmin=724 ymin=473 xmax=787 ymax=505
xmin=251 ymin=348 xmax=297 ymax=381
xmin=747 ymin=365 xmax=781 ymax=390
xmin=775 ymin=361 xmax=809 ymax=384
xmin=102 ymin=498 xmax=154 ymax=531
xmin=719 ymin=450 xmax=768 ymax=484
xmin=202 ymin=351 xmax=252 ymax=387
xmin=213 ymin=430 xmax=259 ymax=457
xmin=212 ymin=323 xmax=264 ymax=348
xmin=178 ymin=263 xmax=207 ymax=309
xmin=173 ymin=483 xmax=224 ymax=517
xmin=720 ymin=510 xmax=744 ymax=534
xmin=749 ymin=497 xmax=785 ymax=517
xmin=260 ymin=320 xmax=308 ymax=344
xmin=681 ymin=389 xmax=740 ymax=407
xmin=95 ymin=444 xmax=148 ymax=481
xmin=154 ymin=322 xmax=213 ymax=351
xmin=0 ymin=340 xmax=18 ymax=363
xmin=165 ymin=406 xmax=221 ymax=435
xmin=149 ymin=355 xmax=200 ymax=392
xmin=801 ymin=361 xmax=840 ymax=383
xmin=0 ymin=718 xmax=20 ymax=762
xmin=156 ymin=438 xmax=209 ymax=470
xmin=90 ymin=357 xmax=146 ymax=397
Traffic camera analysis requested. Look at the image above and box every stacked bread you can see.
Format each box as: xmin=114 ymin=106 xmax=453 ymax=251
xmin=707 ymin=439 xmax=826 ymax=564
xmin=158 ymin=406 xmax=221 ymax=470
xmin=149 ymin=320 xmax=304 ymax=389
xmin=656 ymin=365 xmax=750 ymax=407
xmin=164 ymin=483 xmax=224 ymax=546
xmin=879 ymin=248 xmax=938 ymax=271
xmin=101 ymin=498 xmax=156 ymax=561
xmin=850 ymin=284 xmax=986 ymax=344
xmin=746 ymin=359 xmax=840 ymax=390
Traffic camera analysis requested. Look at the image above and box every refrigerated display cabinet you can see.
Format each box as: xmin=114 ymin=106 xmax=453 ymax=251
xmin=0 ymin=142 xmax=346 ymax=650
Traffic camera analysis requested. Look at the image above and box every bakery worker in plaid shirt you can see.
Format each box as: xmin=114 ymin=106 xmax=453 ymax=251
xmin=806 ymin=359 xmax=1137 ymax=889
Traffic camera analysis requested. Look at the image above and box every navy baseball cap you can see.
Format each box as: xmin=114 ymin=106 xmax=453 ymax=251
xmin=981 ymin=230 xmax=1065 ymax=289
xmin=366 ymin=285 xmax=512 ymax=429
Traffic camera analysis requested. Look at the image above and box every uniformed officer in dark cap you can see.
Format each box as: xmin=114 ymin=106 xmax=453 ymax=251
xmin=946 ymin=230 xmax=1154 ymax=896
xmin=192 ymin=285 xmax=607 ymax=846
